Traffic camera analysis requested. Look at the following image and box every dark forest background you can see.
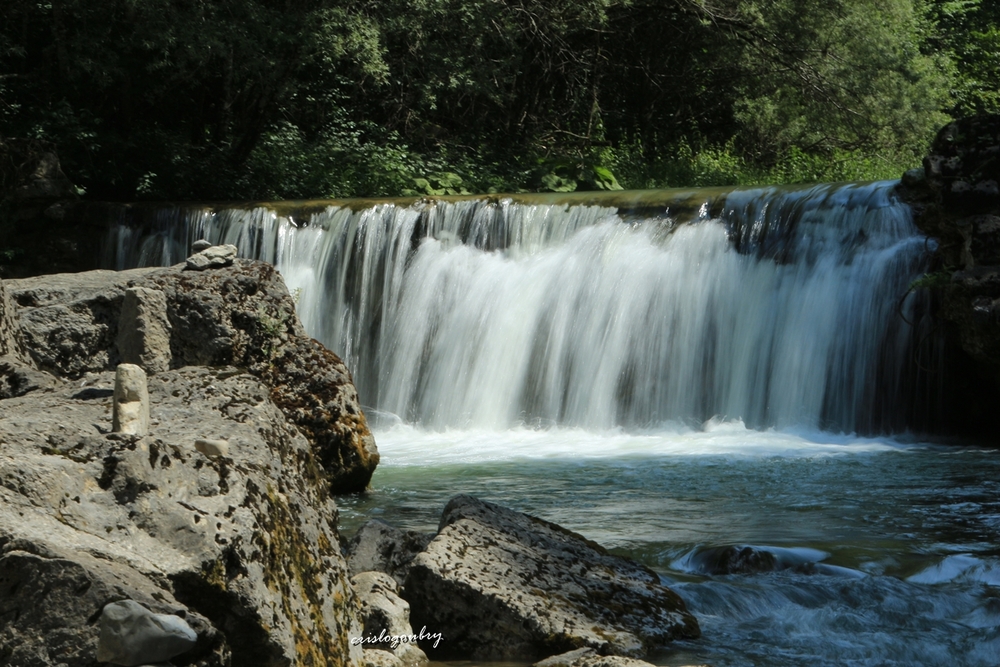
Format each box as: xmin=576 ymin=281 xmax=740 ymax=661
xmin=1 ymin=0 xmax=998 ymax=200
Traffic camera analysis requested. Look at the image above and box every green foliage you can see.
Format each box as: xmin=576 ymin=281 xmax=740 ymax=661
xmin=0 ymin=0 xmax=974 ymax=199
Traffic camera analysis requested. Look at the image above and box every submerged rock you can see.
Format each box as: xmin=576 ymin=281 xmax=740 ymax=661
xmin=404 ymin=495 xmax=700 ymax=661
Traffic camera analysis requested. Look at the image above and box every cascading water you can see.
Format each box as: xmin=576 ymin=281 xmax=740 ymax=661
xmin=106 ymin=181 xmax=938 ymax=434
xmin=105 ymin=182 xmax=1000 ymax=667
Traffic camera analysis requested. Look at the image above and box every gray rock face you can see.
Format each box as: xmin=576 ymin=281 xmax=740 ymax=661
xmin=0 ymin=365 xmax=363 ymax=666
xmin=7 ymin=260 xmax=378 ymax=493
xmin=351 ymin=571 xmax=428 ymax=666
xmin=0 ymin=354 xmax=61 ymax=399
xmin=97 ymin=599 xmax=197 ymax=666
xmin=113 ymin=363 xmax=150 ymax=435
xmin=346 ymin=520 xmax=434 ymax=587
xmin=404 ymin=495 xmax=700 ymax=661
xmin=1 ymin=278 xmax=24 ymax=359
xmin=185 ymin=244 xmax=238 ymax=271
xmin=117 ymin=286 xmax=171 ymax=373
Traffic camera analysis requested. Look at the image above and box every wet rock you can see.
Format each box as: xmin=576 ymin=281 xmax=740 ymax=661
xmin=185 ymin=244 xmax=238 ymax=271
xmin=533 ymin=647 xmax=708 ymax=667
xmin=352 ymin=571 xmax=428 ymax=666
xmin=117 ymin=286 xmax=171 ymax=373
xmin=97 ymin=599 xmax=197 ymax=666
xmin=113 ymin=364 xmax=150 ymax=435
xmin=691 ymin=545 xmax=779 ymax=575
xmin=346 ymin=520 xmax=434 ymax=586
xmin=404 ymin=495 xmax=700 ymax=661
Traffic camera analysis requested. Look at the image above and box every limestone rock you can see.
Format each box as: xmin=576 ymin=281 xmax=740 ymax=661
xmin=8 ymin=259 xmax=378 ymax=492
xmin=404 ymin=495 xmax=700 ymax=661
xmin=534 ymin=648 xmax=711 ymax=667
xmin=346 ymin=520 xmax=433 ymax=586
xmin=363 ymin=649 xmax=404 ymax=667
xmin=0 ymin=354 xmax=61 ymax=399
xmin=1 ymin=278 xmax=25 ymax=359
xmin=194 ymin=438 xmax=229 ymax=458
xmin=97 ymin=599 xmax=197 ymax=666
xmin=185 ymin=244 xmax=238 ymax=271
xmin=113 ymin=363 xmax=150 ymax=435
xmin=191 ymin=239 xmax=213 ymax=253
xmin=352 ymin=571 xmax=428 ymax=666
xmin=0 ymin=365 xmax=364 ymax=666
xmin=117 ymin=286 xmax=171 ymax=373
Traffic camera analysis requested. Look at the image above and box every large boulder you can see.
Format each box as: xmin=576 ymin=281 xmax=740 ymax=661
xmin=403 ymin=495 xmax=700 ymax=661
xmin=6 ymin=257 xmax=378 ymax=493
xmin=351 ymin=571 xmax=428 ymax=667
xmin=896 ymin=115 xmax=1000 ymax=433
xmin=0 ymin=364 xmax=363 ymax=666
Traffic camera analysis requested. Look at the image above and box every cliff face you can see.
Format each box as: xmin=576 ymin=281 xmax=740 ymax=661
xmin=897 ymin=115 xmax=1000 ymax=433
xmin=0 ymin=258 xmax=377 ymax=666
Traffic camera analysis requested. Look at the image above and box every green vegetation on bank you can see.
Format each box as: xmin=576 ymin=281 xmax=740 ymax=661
xmin=1 ymin=0 xmax=997 ymax=200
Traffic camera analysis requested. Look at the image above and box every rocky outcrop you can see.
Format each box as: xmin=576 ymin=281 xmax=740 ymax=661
xmin=403 ymin=495 xmax=700 ymax=661
xmin=896 ymin=115 xmax=1000 ymax=432
xmin=345 ymin=520 xmax=434 ymax=587
xmin=0 ymin=364 xmax=363 ymax=666
xmin=6 ymin=257 xmax=378 ymax=493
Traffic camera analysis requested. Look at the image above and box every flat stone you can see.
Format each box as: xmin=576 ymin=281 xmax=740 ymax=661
xmin=96 ymin=599 xmax=197 ymax=666
xmin=185 ymin=245 xmax=238 ymax=271
xmin=404 ymin=495 xmax=700 ymax=660
xmin=194 ymin=438 xmax=229 ymax=458
xmin=191 ymin=239 xmax=213 ymax=253
xmin=113 ymin=363 xmax=150 ymax=435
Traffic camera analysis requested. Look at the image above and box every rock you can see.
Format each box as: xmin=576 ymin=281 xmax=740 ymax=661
xmin=96 ymin=599 xmax=197 ymax=666
xmin=534 ymin=648 xmax=711 ymax=667
xmin=191 ymin=239 xmax=213 ymax=253
xmin=113 ymin=364 xmax=150 ymax=436
xmin=194 ymin=438 xmax=229 ymax=458
xmin=689 ymin=545 xmax=778 ymax=575
xmin=0 ymin=539 xmax=224 ymax=667
xmin=363 ymin=649 xmax=404 ymax=667
xmin=185 ymin=245 xmax=238 ymax=271
xmin=0 ymin=365 xmax=364 ymax=666
xmin=1 ymin=278 xmax=24 ymax=359
xmin=352 ymin=571 xmax=428 ymax=666
xmin=0 ymin=354 xmax=61 ymax=399
xmin=404 ymin=495 xmax=700 ymax=661
xmin=8 ymin=259 xmax=378 ymax=493
xmin=346 ymin=520 xmax=433 ymax=586
xmin=117 ymin=286 xmax=172 ymax=373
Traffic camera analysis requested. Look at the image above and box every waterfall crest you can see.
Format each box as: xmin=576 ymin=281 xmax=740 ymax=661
xmin=106 ymin=182 xmax=938 ymax=433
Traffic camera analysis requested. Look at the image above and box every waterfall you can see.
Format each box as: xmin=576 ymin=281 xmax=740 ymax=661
xmin=104 ymin=182 xmax=940 ymax=434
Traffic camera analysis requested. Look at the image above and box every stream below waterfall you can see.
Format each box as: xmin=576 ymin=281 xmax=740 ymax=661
xmin=107 ymin=181 xmax=1000 ymax=666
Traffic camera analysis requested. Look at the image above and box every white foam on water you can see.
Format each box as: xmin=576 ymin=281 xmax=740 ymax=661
xmin=371 ymin=421 xmax=916 ymax=467
xmin=908 ymin=554 xmax=1000 ymax=587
